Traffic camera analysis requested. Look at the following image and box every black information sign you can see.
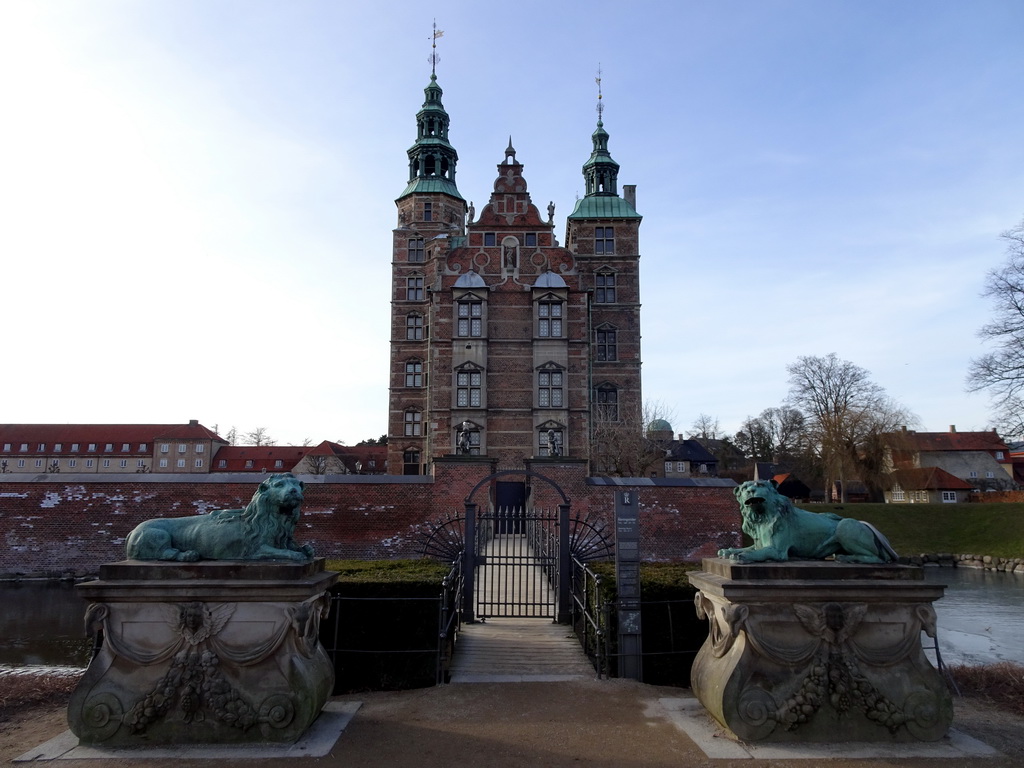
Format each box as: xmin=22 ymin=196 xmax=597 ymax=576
xmin=615 ymin=490 xmax=642 ymax=680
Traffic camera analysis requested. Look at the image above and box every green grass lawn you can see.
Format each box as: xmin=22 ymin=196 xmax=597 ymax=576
xmin=816 ymin=502 xmax=1024 ymax=559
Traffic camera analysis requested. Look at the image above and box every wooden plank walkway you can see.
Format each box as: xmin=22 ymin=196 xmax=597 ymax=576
xmin=448 ymin=617 xmax=596 ymax=683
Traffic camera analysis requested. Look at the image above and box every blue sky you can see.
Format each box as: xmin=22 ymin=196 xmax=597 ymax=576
xmin=2 ymin=1 xmax=1022 ymax=445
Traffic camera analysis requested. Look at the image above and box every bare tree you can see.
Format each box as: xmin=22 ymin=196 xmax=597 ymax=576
xmin=243 ymin=427 xmax=275 ymax=447
xmin=688 ymin=413 xmax=722 ymax=440
xmin=591 ymin=401 xmax=675 ymax=477
xmin=225 ymin=426 xmax=238 ymax=446
xmin=305 ymin=455 xmax=329 ymax=475
xmin=967 ymin=215 xmax=1024 ymax=438
xmin=787 ymin=353 xmax=915 ymax=502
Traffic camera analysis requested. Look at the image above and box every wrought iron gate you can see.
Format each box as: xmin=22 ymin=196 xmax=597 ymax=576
xmin=472 ymin=506 xmax=559 ymax=619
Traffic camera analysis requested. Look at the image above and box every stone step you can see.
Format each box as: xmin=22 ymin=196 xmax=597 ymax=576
xmin=449 ymin=617 xmax=595 ymax=683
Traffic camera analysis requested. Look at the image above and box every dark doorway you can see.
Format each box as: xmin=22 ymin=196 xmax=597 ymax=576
xmin=495 ymin=481 xmax=527 ymax=533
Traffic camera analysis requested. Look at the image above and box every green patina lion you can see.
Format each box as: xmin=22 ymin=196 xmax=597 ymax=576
xmin=718 ymin=479 xmax=897 ymax=564
xmin=125 ymin=473 xmax=314 ymax=562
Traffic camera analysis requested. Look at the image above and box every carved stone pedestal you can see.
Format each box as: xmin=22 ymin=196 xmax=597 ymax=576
xmin=68 ymin=559 xmax=338 ymax=746
xmin=690 ymin=558 xmax=952 ymax=743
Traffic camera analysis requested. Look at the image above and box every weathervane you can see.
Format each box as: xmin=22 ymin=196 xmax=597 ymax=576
xmin=595 ymin=63 xmax=604 ymax=122
xmin=429 ymin=20 xmax=444 ymax=75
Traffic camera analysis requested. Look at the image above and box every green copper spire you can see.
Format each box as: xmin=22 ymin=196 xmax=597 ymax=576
xmin=398 ymin=72 xmax=463 ymax=200
xmin=568 ymin=68 xmax=639 ymax=220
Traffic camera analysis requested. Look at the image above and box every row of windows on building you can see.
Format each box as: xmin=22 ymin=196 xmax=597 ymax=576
xmin=406 ymin=229 xmax=610 ymax=263
xmin=404 ymin=310 xmax=620 ymax=356
xmin=400 ymin=388 xmax=619 ymax=437
xmin=891 ymin=488 xmax=958 ymax=503
xmin=402 ymin=273 xmax=618 ymax=306
xmin=0 ymin=442 xmax=206 ymax=454
xmin=664 ymin=461 xmax=711 ymax=475
xmin=0 ymin=458 xmax=205 ymax=470
xmin=3 ymin=442 xmax=150 ymax=453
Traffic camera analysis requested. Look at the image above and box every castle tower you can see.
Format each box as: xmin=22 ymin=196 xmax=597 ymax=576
xmin=387 ymin=70 xmax=642 ymax=476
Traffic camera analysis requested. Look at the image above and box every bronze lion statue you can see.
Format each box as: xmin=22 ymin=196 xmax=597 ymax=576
xmin=125 ymin=473 xmax=314 ymax=562
xmin=717 ymin=479 xmax=897 ymax=564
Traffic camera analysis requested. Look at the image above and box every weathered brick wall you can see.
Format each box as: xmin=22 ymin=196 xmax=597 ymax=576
xmin=0 ymin=466 xmax=740 ymax=577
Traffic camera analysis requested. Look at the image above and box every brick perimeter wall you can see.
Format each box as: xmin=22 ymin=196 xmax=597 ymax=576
xmin=0 ymin=465 xmax=740 ymax=577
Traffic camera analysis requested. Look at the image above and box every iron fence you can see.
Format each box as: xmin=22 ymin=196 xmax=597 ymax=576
xmin=320 ymin=559 xmax=463 ymax=688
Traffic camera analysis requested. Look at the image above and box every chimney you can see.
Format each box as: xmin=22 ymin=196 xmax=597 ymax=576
xmin=949 ymin=425 xmax=956 ymax=433
xmin=623 ymin=184 xmax=637 ymax=209
xmin=189 ymin=419 xmax=198 ymax=426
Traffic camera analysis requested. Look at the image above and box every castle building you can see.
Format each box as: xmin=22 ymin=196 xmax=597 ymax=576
xmin=386 ymin=70 xmax=643 ymax=475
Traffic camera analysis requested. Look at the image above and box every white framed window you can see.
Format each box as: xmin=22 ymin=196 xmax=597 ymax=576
xmin=274 ymin=460 xmax=283 ymax=469
xmin=19 ymin=443 xmax=28 ymax=452
xmin=941 ymin=491 xmax=957 ymax=503
xmin=160 ymin=444 xmax=169 ymax=454
xmin=406 ymin=276 xmax=424 ymax=301
xmin=677 ymin=461 xmax=686 ymax=473
xmin=996 ymin=451 xmax=1005 ymax=460
xmin=102 ymin=459 xmax=110 ymax=468
xmin=159 ymin=459 xmax=168 ymax=468
xmin=408 ymin=237 xmax=425 ymax=262
xmin=87 ymin=444 xmax=96 ymax=452
xmin=139 ymin=443 xmax=148 ymax=451
xmin=456 ymin=370 xmax=482 ymax=408
xmin=596 ymin=326 xmax=617 ymax=361
xmin=68 ymin=459 xmax=77 ymax=468
xmin=17 ymin=459 xmax=25 ymax=468
xmin=137 ymin=459 xmax=146 ymax=468
xmin=37 ymin=443 xmax=45 ymax=451
xmin=71 ymin=443 xmax=79 ymax=451
xmin=178 ymin=444 xmax=187 ymax=454
xmin=196 ymin=444 xmax=205 ymax=453
xmin=218 ymin=459 xmax=227 ymax=468
xmin=104 ymin=443 xmax=113 ymax=452
xmin=969 ymin=471 xmax=978 ymax=478
xmin=538 ymin=369 xmax=563 ymax=408
xmin=457 ymin=299 xmax=482 ymax=337
xmin=596 ymin=272 xmax=616 ymax=303
xmin=406 ymin=313 xmax=424 ymax=340
xmin=120 ymin=459 xmax=128 ymax=468
xmin=245 ymin=459 xmax=254 ymax=469
xmin=986 ymin=471 xmax=995 ymax=478
xmin=121 ymin=443 xmax=130 ymax=452
xmin=538 ymin=300 xmax=563 ymax=337
xmin=404 ymin=410 xmax=422 ymax=436
xmin=34 ymin=459 xmax=43 ymax=468
xmin=85 ymin=459 xmax=94 ymax=468
xmin=664 ymin=461 xmax=673 ymax=474
xmin=405 ymin=359 xmax=423 ymax=387
xmin=2 ymin=443 xmax=10 ymax=451
xmin=892 ymin=487 xmax=905 ymax=501
xmin=175 ymin=459 xmax=185 ymax=468
xmin=54 ymin=443 xmax=62 ymax=452
xmin=195 ymin=459 xmax=204 ymax=468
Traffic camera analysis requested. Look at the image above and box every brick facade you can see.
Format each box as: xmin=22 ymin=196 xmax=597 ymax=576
xmin=0 ymin=463 xmax=739 ymax=578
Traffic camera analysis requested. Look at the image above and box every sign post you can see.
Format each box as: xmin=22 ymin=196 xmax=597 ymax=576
xmin=614 ymin=490 xmax=642 ymax=680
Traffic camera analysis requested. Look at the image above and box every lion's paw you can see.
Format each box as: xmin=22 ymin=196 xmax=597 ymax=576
xmin=175 ymin=550 xmax=201 ymax=562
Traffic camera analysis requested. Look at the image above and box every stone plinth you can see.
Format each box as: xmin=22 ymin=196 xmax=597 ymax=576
xmin=68 ymin=559 xmax=338 ymax=746
xmin=690 ymin=558 xmax=952 ymax=743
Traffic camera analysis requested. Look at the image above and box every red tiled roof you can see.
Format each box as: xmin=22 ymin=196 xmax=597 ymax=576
xmin=890 ymin=467 xmax=974 ymax=491
xmin=0 ymin=423 xmax=222 ymax=455
xmin=901 ymin=429 xmax=1008 ymax=454
xmin=210 ymin=446 xmax=309 ymax=473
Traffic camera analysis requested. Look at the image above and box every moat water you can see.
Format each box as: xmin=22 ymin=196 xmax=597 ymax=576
xmin=0 ymin=566 xmax=1021 ymax=669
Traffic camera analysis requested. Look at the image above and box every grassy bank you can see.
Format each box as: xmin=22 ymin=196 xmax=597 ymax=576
xmin=817 ymin=502 xmax=1024 ymax=560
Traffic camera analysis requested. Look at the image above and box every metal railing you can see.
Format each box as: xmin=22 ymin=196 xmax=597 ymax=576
xmin=321 ymin=559 xmax=463 ymax=688
xmin=570 ymin=556 xmax=611 ymax=677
